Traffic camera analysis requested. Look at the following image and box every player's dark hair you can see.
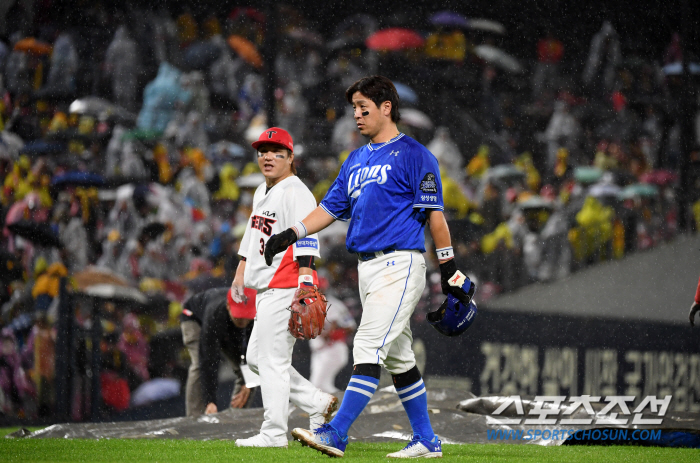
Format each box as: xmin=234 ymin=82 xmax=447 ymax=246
xmin=346 ymin=75 xmax=401 ymax=123
xmin=288 ymin=149 xmax=297 ymax=175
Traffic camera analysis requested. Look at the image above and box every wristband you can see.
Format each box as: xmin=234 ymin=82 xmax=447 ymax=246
xmin=298 ymin=274 xmax=313 ymax=286
xmin=436 ymin=246 xmax=454 ymax=261
xmin=292 ymin=221 xmax=308 ymax=240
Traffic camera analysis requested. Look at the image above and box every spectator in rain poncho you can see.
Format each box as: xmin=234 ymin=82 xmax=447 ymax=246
xmin=166 ymin=111 xmax=209 ymax=151
xmin=208 ymin=33 xmax=241 ymax=108
xmin=582 ymin=21 xmax=621 ymax=98
xmin=96 ymin=229 xmax=125 ymax=271
xmin=104 ymin=125 xmax=127 ymax=177
xmin=105 ymin=185 xmax=151 ymax=243
xmin=277 ymin=81 xmax=308 ymax=144
xmin=275 ymin=40 xmax=322 ymax=90
xmin=147 ymin=9 xmax=180 ymax=67
xmin=238 ymin=73 xmax=264 ymax=122
xmin=139 ymin=240 xmax=169 ymax=280
xmin=331 ymin=109 xmax=364 ymax=153
xmin=55 ymin=204 xmax=89 ymax=273
xmin=137 ymin=62 xmax=191 ymax=133
xmin=121 ymin=139 xmax=149 ymax=179
xmin=213 ymin=164 xmax=240 ymax=201
xmin=178 ymin=167 xmax=211 ymax=217
xmin=424 ymin=28 xmax=467 ymax=61
xmin=42 ymin=31 xmax=78 ymax=98
xmin=166 ymin=236 xmax=193 ymax=279
xmin=532 ymin=31 xmax=564 ymax=100
xmin=104 ymin=26 xmax=141 ymax=112
xmin=180 ymin=71 xmax=210 ymax=119
xmin=543 ymin=100 xmax=581 ymax=174
xmin=4 ymin=45 xmax=30 ymax=97
xmin=427 ymin=127 xmax=463 ymax=178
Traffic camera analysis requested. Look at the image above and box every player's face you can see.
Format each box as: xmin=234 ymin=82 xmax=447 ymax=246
xmin=351 ymin=91 xmax=389 ymax=139
xmin=257 ymin=143 xmax=293 ymax=184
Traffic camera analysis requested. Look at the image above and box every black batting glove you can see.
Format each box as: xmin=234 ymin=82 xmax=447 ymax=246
xmin=690 ymin=302 xmax=700 ymax=327
xmin=439 ymin=259 xmax=476 ymax=304
xmin=264 ymin=228 xmax=298 ymax=266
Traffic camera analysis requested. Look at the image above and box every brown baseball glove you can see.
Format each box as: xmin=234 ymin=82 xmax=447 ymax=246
xmin=288 ymin=285 xmax=328 ymax=340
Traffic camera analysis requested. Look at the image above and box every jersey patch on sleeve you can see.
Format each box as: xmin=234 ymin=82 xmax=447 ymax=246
xmin=419 ymin=173 xmax=438 ymax=193
xmin=296 ymin=238 xmax=319 ymax=249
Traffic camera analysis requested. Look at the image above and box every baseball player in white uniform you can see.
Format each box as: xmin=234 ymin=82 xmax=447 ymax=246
xmin=309 ymin=292 xmax=356 ymax=393
xmin=232 ymin=128 xmax=338 ymax=448
xmin=264 ymin=76 xmax=476 ymax=458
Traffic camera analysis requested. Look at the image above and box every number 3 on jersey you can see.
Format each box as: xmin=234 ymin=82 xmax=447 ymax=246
xmin=259 ymin=238 xmax=265 ymax=255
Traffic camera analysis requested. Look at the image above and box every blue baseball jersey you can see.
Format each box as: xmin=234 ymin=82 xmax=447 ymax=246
xmin=320 ymin=133 xmax=443 ymax=254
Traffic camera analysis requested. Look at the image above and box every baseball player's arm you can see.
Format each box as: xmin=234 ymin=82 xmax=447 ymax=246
xmin=427 ymin=209 xmax=452 ymax=256
xmin=427 ymin=210 xmax=476 ymax=303
xmin=264 ymin=207 xmax=335 ymax=266
xmin=230 ymin=259 xmax=247 ymax=303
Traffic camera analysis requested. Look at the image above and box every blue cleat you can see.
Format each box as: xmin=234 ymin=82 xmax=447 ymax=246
xmin=386 ymin=434 xmax=442 ymax=458
xmin=292 ymin=423 xmax=348 ymax=458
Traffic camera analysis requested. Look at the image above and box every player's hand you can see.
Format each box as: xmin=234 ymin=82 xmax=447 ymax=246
xmin=205 ymin=402 xmax=218 ymax=414
xmin=230 ymin=278 xmax=247 ymax=304
xmin=439 ymin=258 xmax=475 ymax=304
xmin=230 ymin=385 xmax=250 ymax=409
xmin=690 ymin=302 xmax=700 ymax=327
xmin=264 ymin=228 xmax=298 ymax=266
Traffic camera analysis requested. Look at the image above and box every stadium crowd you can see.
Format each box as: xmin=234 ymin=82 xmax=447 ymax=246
xmin=0 ymin=2 xmax=696 ymax=421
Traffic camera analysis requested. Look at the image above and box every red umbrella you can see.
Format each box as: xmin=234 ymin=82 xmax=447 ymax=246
xmin=366 ymin=28 xmax=425 ymax=51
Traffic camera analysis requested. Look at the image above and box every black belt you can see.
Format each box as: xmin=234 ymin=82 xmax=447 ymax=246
xmin=357 ymin=248 xmax=396 ymax=261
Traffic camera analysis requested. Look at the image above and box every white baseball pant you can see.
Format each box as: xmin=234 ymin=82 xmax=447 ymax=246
xmin=353 ymin=250 xmax=426 ymax=374
xmin=310 ymin=341 xmax=349 ymax=393
xmin=246 ymin=287 xmax=328 ymax=441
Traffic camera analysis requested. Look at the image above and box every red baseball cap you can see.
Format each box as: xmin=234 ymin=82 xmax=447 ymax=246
xmin=227 ymin=287 xmax=257 ymax=319
xmin=252 ymin=127 xmax=294 ymax=153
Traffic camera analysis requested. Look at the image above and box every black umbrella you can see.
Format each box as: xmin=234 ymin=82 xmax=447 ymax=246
xmin=7 ymin=221 xmax=61 ymax=248
xmin=140 ymin=222 xmax=167 ymax=242
xmin=183 ymin=41 xmax=222 ymax=71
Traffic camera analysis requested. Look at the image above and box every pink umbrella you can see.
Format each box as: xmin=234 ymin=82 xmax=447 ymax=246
xmin=639 ymin=169 xmax=678 ymax=187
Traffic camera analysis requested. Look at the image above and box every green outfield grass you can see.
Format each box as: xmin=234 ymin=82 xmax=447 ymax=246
xmin=0 ymin=431 xmax=698 ymax=463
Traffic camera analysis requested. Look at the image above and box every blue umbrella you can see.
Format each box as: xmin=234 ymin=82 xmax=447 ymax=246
xmin=393 ymin=82 xmax=418 ymax=104
xmin=51 ymin=171 xmax=105 ymax=189
xmin=662 ymin=61 xmax=700 ymax=76
xmin=21 ymin=140 xmax=66 ymax=157
xmin=430 ymin=11 xmax=469 ymax=28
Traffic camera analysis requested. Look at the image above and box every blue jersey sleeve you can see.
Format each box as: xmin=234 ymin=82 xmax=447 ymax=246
xmin=320 ymin=159 xmax=352 ymax=221
xmin=410 ymin=147 xmax=444 ymax=210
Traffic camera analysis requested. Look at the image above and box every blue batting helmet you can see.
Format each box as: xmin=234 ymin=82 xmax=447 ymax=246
xmin=427 ymin=294 xmax=478 ymax=337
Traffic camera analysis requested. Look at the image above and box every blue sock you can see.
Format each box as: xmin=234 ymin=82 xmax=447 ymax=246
xmin=397 ymin=378 xmax=435 ymax=440
xmin=330 ymin=374 xmax=379 ymax=437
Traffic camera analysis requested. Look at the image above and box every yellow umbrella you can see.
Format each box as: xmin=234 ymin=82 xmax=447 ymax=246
xmin=227 ymin=35 xmax=263 ymax=69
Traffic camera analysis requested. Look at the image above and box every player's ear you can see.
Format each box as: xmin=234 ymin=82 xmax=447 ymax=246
xmin=383 ymin=101 xmax=392 ymax=116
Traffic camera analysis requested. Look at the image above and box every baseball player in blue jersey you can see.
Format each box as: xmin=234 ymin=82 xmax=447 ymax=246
xmin=264 ymin=76 xmax=475 ymax=458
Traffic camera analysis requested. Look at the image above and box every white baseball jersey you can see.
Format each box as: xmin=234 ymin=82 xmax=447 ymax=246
xmin=239 ymin=176 xmax=320 ymax=291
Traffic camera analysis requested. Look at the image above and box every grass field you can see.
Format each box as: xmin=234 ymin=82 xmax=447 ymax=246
xmin=1 ymin=428 xmax=698 ymax=463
